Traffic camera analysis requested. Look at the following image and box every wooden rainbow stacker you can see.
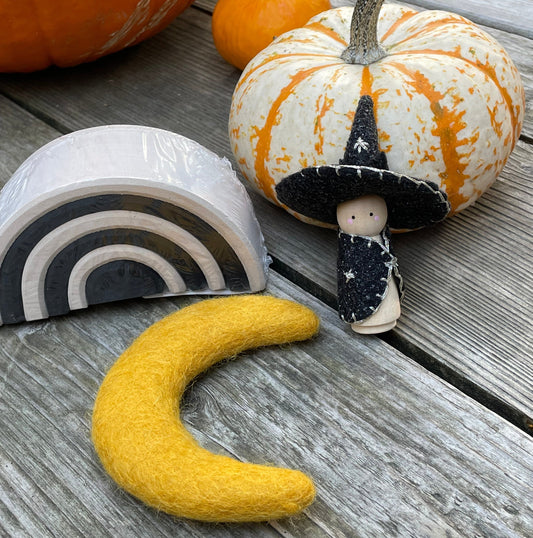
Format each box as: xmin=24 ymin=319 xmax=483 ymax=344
xmin=0 ymin=125 xmax=269 ymax=325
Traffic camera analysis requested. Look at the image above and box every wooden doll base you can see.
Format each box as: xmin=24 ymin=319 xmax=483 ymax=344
xmin=351 ymin=320 xmax=397 ymax=334
xmin=349 ymin=275 xmax=401 ymax=335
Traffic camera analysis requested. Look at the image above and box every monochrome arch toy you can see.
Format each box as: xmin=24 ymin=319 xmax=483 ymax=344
xmin=0 ymin=126 xmax=270 ymax=325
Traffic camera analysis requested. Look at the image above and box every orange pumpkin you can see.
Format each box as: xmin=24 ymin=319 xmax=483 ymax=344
xmin=212 ymin=0 xmax=331 ymax=71
xmin=0 ymin=0 xmax=195 ymax=72
xmin=229 ymin=1 xmax=525 ymax=228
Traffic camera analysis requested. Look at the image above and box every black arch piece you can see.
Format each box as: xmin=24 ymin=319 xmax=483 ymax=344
xmin=86 ymin=261 xmax=166 ymax=307
xmin=0 ymin=195 xmax=249 ymax=324
xmin=44 ymin=229 xmax=206 ymax=317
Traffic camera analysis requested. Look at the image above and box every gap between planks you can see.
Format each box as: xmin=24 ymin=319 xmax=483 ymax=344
xmin=269 ymin=254 xmax=533 ymax=437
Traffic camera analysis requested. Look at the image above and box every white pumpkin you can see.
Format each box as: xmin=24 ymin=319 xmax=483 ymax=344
xmin=229 ymin=1 xmax=524 ymax=227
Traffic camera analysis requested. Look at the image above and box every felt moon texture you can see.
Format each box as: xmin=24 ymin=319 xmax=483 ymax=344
xmin=92 ymin=295 xmax=320 ymax=522
xmin=0 ymin=126 xmax=270 ymax=325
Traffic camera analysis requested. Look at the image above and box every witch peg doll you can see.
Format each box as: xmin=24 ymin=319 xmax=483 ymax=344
xmin=276 ymin=95 xmax=450 ymax=334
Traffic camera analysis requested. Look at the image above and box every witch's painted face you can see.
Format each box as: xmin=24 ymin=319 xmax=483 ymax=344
xmin=336 ymin=195 xmax=388 ymax=236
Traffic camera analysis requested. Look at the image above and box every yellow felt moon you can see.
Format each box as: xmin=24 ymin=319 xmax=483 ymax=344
xmin=92 ymin=295 xmax=320 ymax=522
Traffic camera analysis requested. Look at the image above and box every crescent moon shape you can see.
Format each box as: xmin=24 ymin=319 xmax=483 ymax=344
xmin=92 ymin=295 xmax=320 ymax=522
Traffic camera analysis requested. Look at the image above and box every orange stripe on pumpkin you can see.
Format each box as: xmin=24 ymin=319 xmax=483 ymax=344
xmin=313 ymin=67 xmax=345 ymax=154
xmin=388 ymin=61 xmax=472 ymax=211
xmin=252 ymin=63 xmax=337 ymax=198
xmin=314 ymin=94 xmax=335 ymax=155
xmin=380 ymin=9 xmax=418 ymax=43
xmin=304 ymin=21 xmax=348 ymax=46
xmin=234 ymin=53 xmax=339 ymax=96
xmin=360 ymin=66 xmax=387 ymax=108
xmin=388 ymin=48 xmax=523 ymax=148
xmin=391 ymin=17 xmax=469 ymax=49
xmin=360 ymin=66 xmax=373 ymax=97
xmin=359 ymin=67 xmax=390 ymax=150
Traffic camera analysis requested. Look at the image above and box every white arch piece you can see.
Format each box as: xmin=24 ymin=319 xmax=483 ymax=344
xmin=21 ymin=211 xmax=225 ymax=321
xmin=68 ymin=245 xmax=186 ymax=311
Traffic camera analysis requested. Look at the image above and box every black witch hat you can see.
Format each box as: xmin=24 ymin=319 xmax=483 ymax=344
xmin=275 ymin=95 xmax=450 ymax=230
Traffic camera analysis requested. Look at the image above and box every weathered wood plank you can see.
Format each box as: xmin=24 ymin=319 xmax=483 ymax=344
xmin=193 ymin=0 xmax=215 ymax=12
xmin=390 ymin=0 xmax=533 ymax=39
xmin=0 ymin=6 xmax=529 ymax=427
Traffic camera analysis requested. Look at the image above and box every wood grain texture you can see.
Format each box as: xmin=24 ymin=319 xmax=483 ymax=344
xmin=1 ymin=244 xmax=532 ymax=536
xmin=0 ymin=6 xmax=528 ymax=426
xmin=394 ymin=0 xmax=533 ymax=39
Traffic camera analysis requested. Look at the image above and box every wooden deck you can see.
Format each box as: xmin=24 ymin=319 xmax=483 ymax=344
xmin=0 ymin=1 xmax=531 ymax=536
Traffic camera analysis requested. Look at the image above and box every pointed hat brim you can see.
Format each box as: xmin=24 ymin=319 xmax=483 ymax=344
xmin=275 ymin=164 xmax=451 ymax=230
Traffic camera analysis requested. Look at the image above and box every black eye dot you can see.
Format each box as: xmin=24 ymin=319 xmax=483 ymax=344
xmin=351 ymin=215 xmax=355 ymax=219
xmin=369 ymin=212 xmax=374 ymax=216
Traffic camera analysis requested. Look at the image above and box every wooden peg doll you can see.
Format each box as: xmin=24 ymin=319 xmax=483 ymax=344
xmin=276 ymin=95 xmax=450 ymax=333
xmin=336 ymin=195 xmax=402 ymax=333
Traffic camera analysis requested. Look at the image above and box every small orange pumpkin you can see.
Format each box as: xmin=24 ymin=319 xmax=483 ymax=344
xmin=212 ymin=0 xmax=331 ymax=71
xmin=229 ymin=1 xmax=525 ymax=228
xmin=0 ymin=0 xmax=195 ymax=72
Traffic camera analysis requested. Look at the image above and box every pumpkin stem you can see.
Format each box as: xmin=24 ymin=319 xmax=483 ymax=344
xmin=341 ymin=0 xmax=387 ymax=65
